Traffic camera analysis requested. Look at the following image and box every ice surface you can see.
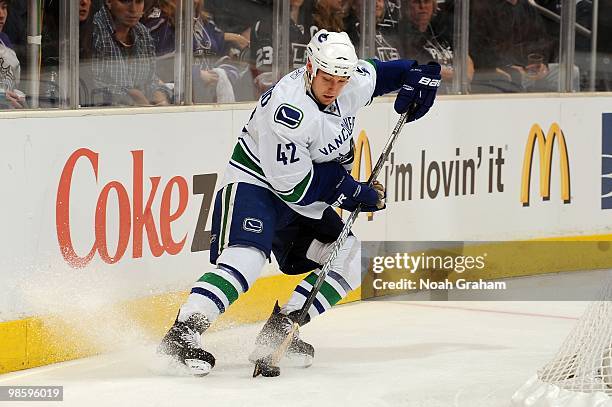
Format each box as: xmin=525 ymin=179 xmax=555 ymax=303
xmin=0 ymin=300 xmax=588 ymax=407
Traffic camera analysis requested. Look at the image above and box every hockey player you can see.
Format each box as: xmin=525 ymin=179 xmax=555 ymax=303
xmin=159 ymin=29 xmax=441 ymax=376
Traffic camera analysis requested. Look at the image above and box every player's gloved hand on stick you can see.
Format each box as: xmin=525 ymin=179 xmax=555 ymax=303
xmin=394 ymin=61 xmax=441 ymax=122
xmin=355 ymin=180 xmax=386 ymax=212
xmin=325 ymin=174 xmax=386 ymax=212
xmin=345 ymin=180 xmax=385 ymax=212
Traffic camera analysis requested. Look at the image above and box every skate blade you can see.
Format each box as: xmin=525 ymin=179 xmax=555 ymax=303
xmin=249 ymin=347 xmax=313 ymax=368
xmin=285 ymin=353 xmax=313 ymax=368
xmin=185 ymin=359 xmax=213 ymax=376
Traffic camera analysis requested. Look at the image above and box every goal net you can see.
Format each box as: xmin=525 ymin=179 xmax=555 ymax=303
xmin=512 ymin=301 xmax=612 ymax=407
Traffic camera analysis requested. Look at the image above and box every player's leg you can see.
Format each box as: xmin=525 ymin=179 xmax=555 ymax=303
xmin=159 ymin=183 xmax=278 ymax=376
xmin=279 ymin=207 xmax=361 ymax=320
xmin=250 ymin=207 xmax=360 ymax=368
xmin=281 ymin=234 xmax=360 ymax=320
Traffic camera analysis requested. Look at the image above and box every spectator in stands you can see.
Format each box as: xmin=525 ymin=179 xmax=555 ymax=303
xmin=192 ymin=0 xmax=249 ymax=102
xmin=80 ymin=0 xmax=95 ymax=60
xmin=312 ymin=0 xmax=345 ymax=33
xmin=529 ymin=0 xmax=590 ymax=90
xmin=142 ymin=0 xmax=179 ymax=83
xmin=207 ymin=0 xmax=271 ymax=39
xmin=206 ymin=0 xmax=273 ymax=101
xmin=79 ymin=0 xmax=98 ymax=106
xmin=469 ymin=0 xmax=555 ymax=93
xmin=0 ymin=0 xmax=100 ymax=108
xmin=535 ymin=0 xmax=592 ymax=59
xmin=92 ymin=0 xmax=170 ymax=106
xmin=0 ymin=0 xmax=25 ymax=109
xmin=400 ymin=0 xmax=473 ymax=93
xmin=0 ymin=0 xmax=7 ymax=33
xmin=1 ymin=0 xmax=23 ymax=70
xmin=346 ymin=0 xmax=402 ymax=61
xmin=143 ymin=0 xmax=249 ymax=103
xmin=535 ymin=0 xmax=611 ymax=91
xmin=596 ymin=0 xmax=612 ymax=91
xmin=249 ymin=0 xmax=312 ymax=95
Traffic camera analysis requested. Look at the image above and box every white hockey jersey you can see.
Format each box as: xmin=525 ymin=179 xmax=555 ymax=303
xmin=222 ymin=60 xmax=377 ymax=219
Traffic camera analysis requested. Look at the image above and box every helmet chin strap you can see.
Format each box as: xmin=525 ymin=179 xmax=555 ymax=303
xmin=304 ymin=60 xmax=315 ymax=93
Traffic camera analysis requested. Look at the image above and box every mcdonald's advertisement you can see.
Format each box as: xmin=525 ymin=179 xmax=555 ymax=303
xmin=0 ymin=96 xmax=611 ymax=309
xmin=348 ymin=97 xmax=611 ymax=241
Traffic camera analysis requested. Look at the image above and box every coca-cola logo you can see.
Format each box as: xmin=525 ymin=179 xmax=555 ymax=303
xmin=56 ymin=148 xmax=217 ymax=268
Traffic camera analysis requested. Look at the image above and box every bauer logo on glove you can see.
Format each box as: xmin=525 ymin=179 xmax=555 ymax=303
xmin=417 ymin=77 xmax=441 ymax=87
xmin=394 ymin=61 xmax=442 ymax=121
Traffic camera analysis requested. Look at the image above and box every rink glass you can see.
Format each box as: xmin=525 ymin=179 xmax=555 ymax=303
xmin=0 ymin=0 xmax=609 ymax=111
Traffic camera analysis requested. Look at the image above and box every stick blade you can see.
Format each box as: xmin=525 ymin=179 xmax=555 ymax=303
xmin=252 ymin=357 xmax=280 ymax=378
xmin=252 ymin=361 xmax=263 ymax=378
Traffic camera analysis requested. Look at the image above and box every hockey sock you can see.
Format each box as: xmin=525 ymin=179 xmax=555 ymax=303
xmin=178 ymin=246 xmax=266 ymax=323
xmin=281 ymin=236 xmax=361 ymax=320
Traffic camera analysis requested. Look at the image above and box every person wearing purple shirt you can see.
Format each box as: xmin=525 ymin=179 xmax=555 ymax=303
xmin=0 ymin=0 xmax=25 ymax=109
xmin=143 ymin=0 xmax=249 ymax=103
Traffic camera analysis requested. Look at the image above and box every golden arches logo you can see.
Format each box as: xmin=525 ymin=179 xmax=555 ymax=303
xmin=352 ymin=130 xmax=373 ymax=184
xmin=337 ymin=130 xmax=375 ymax=219
xmin=520 ymin=123 xmax=571 ymax=206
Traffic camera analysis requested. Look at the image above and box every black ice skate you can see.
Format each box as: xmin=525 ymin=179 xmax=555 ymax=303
xmin=158 ymin=313 xmax=216 ymax=376
xmin=249 ymin=301 xmax=314 ymax=376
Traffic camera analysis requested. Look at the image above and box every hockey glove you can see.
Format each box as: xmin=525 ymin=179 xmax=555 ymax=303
xmin=394 ymin=61 xmax=441 ymax=122
xmin=325 ymin=174 xmax=386 ymax=212
xmin=361 ymin=180 xmax=386 ymax=212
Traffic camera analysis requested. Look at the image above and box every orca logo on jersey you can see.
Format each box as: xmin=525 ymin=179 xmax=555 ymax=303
xmin=290 ymin=67 xmax=306 ymax=79
xmin=243 ymin=218 xmax=264 ymax=234
xmin=355 ymin=66 xmax=370 ymax=76
xmin=318 ymin=33 xmax=329 ymax=42
xmin=274 ymin=103 xmax=304 ymax=129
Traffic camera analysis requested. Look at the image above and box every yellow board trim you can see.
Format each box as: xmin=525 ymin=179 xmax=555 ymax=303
xmin=0 ymin=273 xmax=360 ymax=375
xmin=1 ymin=234 xmax=608 ymax=374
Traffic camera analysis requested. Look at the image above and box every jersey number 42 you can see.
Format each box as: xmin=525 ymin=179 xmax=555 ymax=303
xmin=277 ymin=143 xmax=299 ymax=165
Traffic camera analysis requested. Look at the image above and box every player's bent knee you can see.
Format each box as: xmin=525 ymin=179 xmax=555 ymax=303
xmin=306 ymin=235 xmax=362 ymax=290
xmin=341 ymin=236 xmax=362 ymax=290
xmin=216 ymin=245 xmax=267 ymax=291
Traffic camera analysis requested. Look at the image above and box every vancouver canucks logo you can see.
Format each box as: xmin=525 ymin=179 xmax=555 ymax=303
xmin=274 ymin=104 xmax=303 ymax=129
xmin=318 ymin=33 xmax=329 ymax=42
xmin=243 ymin=218 xmax=263 ymax=233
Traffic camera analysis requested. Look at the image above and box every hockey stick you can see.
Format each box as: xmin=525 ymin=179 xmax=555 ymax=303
xmin=253 ymin=107 xmax=415 ymax=378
